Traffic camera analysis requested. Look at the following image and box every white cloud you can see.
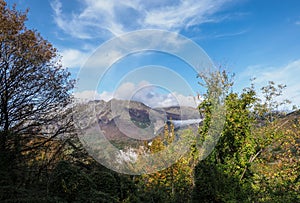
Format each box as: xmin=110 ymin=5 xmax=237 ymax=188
xmin=143 ymin=0 xmax=226 ymax=30
xmin=237 ymin=59 xmax=300 ymax=109
xmin=59 ymin=46 xmax=122 ymax=69
xmin=98 ymin=91 xmax=113 ymax=101
xmin=295 ymin=21 xmax=300 ymax=25
xmin=112 ymin=81 xmax=202 ymax=108
xmin=213 ymin=29 xmax=249 ymax=38
xmin=74 ymin=80 xmax=202 ymax=107
xmin=61 ymin=49 xmax=89 ymax=68
xmin=73 ymin=90 xmax=102 ymax=101
xmin=113 ymin=80 xmax=151 ymax=101
xmin=85 ymin=49 xmax=123 ymax=69
xmin=51 ymin=0 xmax=232 ymax=39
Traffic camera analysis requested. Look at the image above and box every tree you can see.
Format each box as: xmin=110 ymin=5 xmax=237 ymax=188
xmin=0 ymin=0 xmax=74 ymax=197
xmin=193 ymin=70 xmax=257 ymax=202
xmin=0 ymin=0 xmax=74 ymax=141
xmin=194 ymin=70 xmax=299 ymax=202
xmin=137 ymin=122 xmax=198 ymax=202
xmin=250 ymin=81 xmax=299 ymax=202
xmin=254 ymin=80 xmax=291 ymax=123
xmin=0 ymin=0 xmax=74 ymax=149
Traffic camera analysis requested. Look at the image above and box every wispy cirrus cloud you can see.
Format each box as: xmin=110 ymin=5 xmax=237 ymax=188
xmin=51 ymin=0 xmax=233 ymax=39
xmin=213 ymin=29 xmax=249 ymax=38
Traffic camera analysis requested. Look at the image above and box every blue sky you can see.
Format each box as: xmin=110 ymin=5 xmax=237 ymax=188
xmin=6 ymin=0 xmax=300 ymax=108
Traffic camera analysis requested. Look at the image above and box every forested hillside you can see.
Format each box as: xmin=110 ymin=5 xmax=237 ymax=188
xmin=0 ymin=1 xmax=299 ymax=202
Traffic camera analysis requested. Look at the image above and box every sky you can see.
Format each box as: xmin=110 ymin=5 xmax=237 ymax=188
xmin=6 ymin=0 xmax=300 ymax=109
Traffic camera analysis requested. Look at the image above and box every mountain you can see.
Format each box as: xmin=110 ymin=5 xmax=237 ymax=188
xmin=75 ymin=99 xmax=202 ymax=141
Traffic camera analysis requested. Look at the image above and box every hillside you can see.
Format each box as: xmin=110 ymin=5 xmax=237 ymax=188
xmin=75 ymin=99 xmax=202 ymax=141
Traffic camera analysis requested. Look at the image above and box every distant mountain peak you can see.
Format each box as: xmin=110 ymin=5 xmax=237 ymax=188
xmin=76 ymin=99 xmax=202 ymax=140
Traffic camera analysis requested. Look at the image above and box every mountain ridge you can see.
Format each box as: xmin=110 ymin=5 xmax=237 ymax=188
xmin=76 ymin=99 xmax=202 ymax=140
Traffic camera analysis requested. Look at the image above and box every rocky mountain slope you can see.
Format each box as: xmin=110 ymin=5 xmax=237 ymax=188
xmin=75 ymin=99 xmax=202 ymax=140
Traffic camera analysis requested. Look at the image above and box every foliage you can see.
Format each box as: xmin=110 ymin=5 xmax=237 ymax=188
xmin=135 ymin=123 xmax=198 ymax=202
xmin=194 ymin=71 xmax=299 ymax=202
xmin=0 ymin=1 xmax=74 ymax=201
xmin=246 ymin=80 xmax=299 ymax=202
xmin=49 ymin=160 xmax=121 ymax=202
xmin=193 ymin=70 xmax=257 ymax=202
xmin=0 ymin=0 xmax=75 ymax=174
